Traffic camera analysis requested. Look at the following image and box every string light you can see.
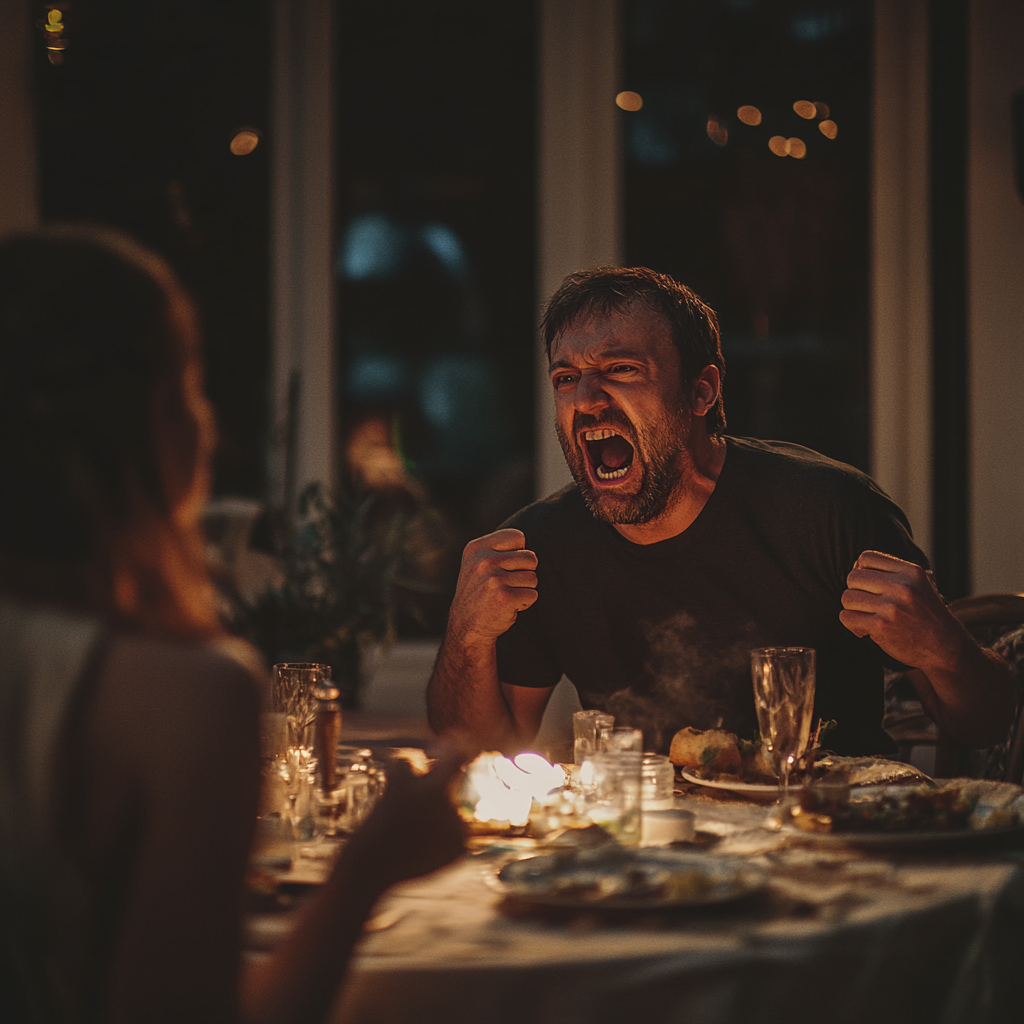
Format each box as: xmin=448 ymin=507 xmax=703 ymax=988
xmin=706 ymin=117 xmax=728 ymax=146
xmin=230 ymin=129 xmax=261 ymax=156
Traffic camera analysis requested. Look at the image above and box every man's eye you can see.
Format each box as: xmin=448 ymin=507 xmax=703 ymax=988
xmin=609 ymin=364 xmax=636 ymax=375
xmin=553 ymin=374 xmax=576 ymax=387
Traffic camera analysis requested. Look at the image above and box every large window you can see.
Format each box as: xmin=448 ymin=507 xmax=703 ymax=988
xmin=623 ymin=0 xmax=871 ymax=469
xmin=336 ymin=1 xmax=537 ymax=541
xmin=33 ymin=0 xmax=270 ymax=497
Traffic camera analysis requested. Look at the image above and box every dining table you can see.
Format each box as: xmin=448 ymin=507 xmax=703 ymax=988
xmin=246 ymin=780 xmax=1024 ymax=1024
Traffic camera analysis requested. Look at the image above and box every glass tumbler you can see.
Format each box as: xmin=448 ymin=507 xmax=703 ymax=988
xmin=573 ymin=709 xmax=614 ymax=765
xmin=581 ymin=750 xmax=643 ymax=846
xmin=599 ymin=726 xmax=644 ymax=753
xmin=641 ymin=753 xmax=675 ymax=810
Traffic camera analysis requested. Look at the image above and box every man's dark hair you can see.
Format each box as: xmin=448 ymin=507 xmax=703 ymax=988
xmin=541 ymin=266 xmax=726 ymax=434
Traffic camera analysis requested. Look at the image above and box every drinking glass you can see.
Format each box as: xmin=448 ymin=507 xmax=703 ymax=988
xmin=272 ymin=662 xmax=331 ymax=752
xmin=580 ymin=751 xmax=643 ymax=846
xmin=599 ymin=726 xmax=643 ymax=753
xmin=573 ymin=710 xmax=614 ymax=764
xmin=751 ymin=646 xmax=816 ymax=801
xmin=640 ymin=753 xmax=675 ymax=810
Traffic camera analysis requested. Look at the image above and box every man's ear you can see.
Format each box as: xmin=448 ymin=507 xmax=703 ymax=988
xmin=690 ymin=365 xmax=721 ymax=418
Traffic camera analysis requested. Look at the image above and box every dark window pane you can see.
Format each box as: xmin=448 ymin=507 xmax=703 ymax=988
xmin=336 ymin=1 xmax=537 ymax=539
xmin=623 ymin=0 xmax=871 ymax=469
xmin=33 ymin=0 xmax=270 ymax=497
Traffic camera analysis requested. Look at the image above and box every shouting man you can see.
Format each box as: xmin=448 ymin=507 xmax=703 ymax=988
xmin=427 ymin=267 xmax=1015 ymax=754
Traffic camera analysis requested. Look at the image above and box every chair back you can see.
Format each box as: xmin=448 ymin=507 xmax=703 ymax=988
xmin=944 ymin=594 xmax=1024 ymax=783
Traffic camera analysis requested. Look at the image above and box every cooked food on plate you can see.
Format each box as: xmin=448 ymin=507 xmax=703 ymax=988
xmin=670 ymin=725 xmax=933 ymax=787
xmin=785 ymin=779 xmax=1024 ymax=834
xmin=496 ymin=846 xmax=763 ymax=906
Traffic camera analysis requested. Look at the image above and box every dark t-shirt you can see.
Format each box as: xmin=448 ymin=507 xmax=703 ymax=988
xmin=495 ymin=437 xmax=928 ymax=756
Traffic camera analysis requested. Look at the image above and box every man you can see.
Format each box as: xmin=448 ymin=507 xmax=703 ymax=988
xmin=427 ymin=267 xmax=1015 ymax=755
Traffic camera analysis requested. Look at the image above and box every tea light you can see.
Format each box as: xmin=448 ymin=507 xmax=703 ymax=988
xmin=641 ymin=808 xmax=695 ymax=846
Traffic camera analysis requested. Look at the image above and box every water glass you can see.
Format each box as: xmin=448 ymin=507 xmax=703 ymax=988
xmin=581 ymin=751 xmax=643 ymax=846
xmin=751 ymin=646 xmax=816 ymax=800
xmin=272 ymin=662 xmax=331 ymax=752
xmin=641 ymin=753 xmax=675 ymax=810
xmin=599 ymin=726 xmax=643 ymax=753
xmin=573 ymin=709 xmax=614 ymax=765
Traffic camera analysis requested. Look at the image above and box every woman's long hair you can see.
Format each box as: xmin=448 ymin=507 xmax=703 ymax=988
xmin=0 ymin=225 xmax=222 ymax=639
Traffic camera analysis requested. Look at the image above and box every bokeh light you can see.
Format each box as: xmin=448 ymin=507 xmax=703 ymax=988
xmin=737 ymin=105 xmax=762 ymax=126
xmin=706 ymin=117 xmax=728 ymax=146
xmin=793 ymin=100 xmax=817 ymax=120
xmin=768 ymin=135 xmax=789 ymax=157
xmin=815 ymin=101 xmax=830 ymax=119
xmin=787 ymin=137 xmax=807 ymax=159
xmin=615 ymin=91 xmax=643 ymax=112
xmin=230 ymin=129 xmax=261 ymax=156
xmin=819 ymin=119 xmax=838 ymax=139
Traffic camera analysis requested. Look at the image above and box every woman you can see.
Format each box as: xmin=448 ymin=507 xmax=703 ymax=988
xmin=0 ymin=226 xmax=465 ymax=1023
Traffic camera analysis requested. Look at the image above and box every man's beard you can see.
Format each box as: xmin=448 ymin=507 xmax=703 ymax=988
xmin=556 ymin=408 xmax=689 ymax=526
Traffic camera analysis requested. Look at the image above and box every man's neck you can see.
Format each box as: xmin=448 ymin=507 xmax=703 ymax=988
xmin=612 ymin=433 xmax=727 ymax=545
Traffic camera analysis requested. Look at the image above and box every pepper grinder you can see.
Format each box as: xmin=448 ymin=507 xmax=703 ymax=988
xmin=313 ymin=679 xmax=342 ymax=792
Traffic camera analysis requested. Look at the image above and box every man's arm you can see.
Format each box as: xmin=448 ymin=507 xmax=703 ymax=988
xmin=427 ymin=528 xmax=551 ymax=750
xmin=840 ymin=550 xmax=1017 ymax=746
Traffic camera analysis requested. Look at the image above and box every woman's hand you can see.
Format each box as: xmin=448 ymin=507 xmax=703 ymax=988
xmin=344 ymin=748 xmax=467 ymax=892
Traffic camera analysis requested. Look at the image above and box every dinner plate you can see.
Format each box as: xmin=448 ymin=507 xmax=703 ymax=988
xmin=678 ymin=768 xmax=779 ymax=795
xmin=778 ymin=820 xmax=1024 ymax=850
xmin=495 ymin=849 xmax=767 ymax=910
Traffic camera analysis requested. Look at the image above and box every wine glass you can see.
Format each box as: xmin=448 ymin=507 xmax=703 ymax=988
xmin=751 ymin=647 xmax=816 ymax=802
xmin=272 ymin=662 xmax=330 ymax=752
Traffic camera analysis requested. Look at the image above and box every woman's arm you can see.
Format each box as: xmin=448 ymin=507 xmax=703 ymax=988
xmin=240 ymin=754 xmax=466 ymax=1024
xmin=82 ymin=636 xmax=464 ymax=1024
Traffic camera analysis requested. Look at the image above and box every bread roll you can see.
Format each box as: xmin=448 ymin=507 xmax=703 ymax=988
xmin=669 ymin=727 xmax=742 ymax=774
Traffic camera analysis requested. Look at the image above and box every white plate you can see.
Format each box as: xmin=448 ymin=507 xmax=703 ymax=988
xmin=778 ymin=820 xmax=1024 ymax=849
xmin=678 ymin=768 xmax=779 ymax=795
xmin=496 ymin=849 xmax=767 ymax=910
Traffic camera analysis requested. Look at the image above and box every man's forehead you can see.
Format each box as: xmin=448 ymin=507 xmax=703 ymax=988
xmin=549 ymin=306 xmax=674 ymax=364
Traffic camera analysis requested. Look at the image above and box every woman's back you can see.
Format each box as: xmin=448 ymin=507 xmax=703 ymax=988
xmin=0 ymin=597 xmax=265 ymax=1022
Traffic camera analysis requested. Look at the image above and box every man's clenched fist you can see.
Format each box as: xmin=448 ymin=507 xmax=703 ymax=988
xmin=446 ymin=529 xmax=538 ymax=648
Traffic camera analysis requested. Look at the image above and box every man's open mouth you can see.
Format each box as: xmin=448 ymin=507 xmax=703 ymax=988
xmin=581 ymin=428 xmax=636 ymax=482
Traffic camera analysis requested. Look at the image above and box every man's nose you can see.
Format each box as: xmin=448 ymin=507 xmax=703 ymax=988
xmin=574 ymin=372 xmax=610 ymax=414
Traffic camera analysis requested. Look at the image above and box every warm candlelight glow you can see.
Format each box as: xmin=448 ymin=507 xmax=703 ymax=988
xmin=464 ymin=752 xmax=564 ymax=827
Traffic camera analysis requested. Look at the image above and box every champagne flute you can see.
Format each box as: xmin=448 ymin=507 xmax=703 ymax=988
xmin=751 ymin=647 xmax=816 ymax=802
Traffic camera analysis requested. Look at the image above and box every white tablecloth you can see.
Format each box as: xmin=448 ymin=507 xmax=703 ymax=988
xmin=330 ymin=798 xmax=1024 ymax=1024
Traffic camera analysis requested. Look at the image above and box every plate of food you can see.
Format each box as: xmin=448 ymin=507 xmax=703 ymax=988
xmin=671 ymin=725 xmax=935 ymax=794
xmin=495 ymin=845 xmax=767 ymax=910
xmin=777 ymin=779 xmax=1024 ymax=848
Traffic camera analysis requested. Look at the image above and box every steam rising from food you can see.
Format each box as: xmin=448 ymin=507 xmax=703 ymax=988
xmin=579 ymin=612 xmax=759 ymax=752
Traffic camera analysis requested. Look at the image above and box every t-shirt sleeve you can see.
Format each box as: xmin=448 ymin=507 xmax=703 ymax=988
xmin=494 ymin=600 xmax=562 ymax=690
xmin=833 ymin=477 xmax=930 ymax=582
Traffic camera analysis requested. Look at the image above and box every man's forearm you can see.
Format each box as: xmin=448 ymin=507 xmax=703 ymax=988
xmin=912 ymin=643 xmax=1017 ymax=747
xmin=426 ymin=637 xmax=521 ymax=750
